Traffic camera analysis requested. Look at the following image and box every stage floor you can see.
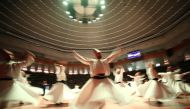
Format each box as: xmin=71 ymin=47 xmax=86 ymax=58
xmin=2 ymin=96 xmax=190 ymax=109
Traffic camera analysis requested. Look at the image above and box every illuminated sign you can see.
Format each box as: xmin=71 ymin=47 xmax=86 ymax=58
xmin=127 ymin=50 xmax=142 ymax=59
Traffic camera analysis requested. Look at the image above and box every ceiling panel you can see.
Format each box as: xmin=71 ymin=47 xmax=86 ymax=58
xmin=0 ymin=0 xmax=190 ymax=62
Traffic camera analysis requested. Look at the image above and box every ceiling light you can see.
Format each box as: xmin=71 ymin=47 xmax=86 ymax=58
xmin=100 ymin=0 xmax=105 ymax=5
xmin=62 ymin=1 xmax=68 ymax=6
xmin=63 ymin=0 xmax=106 ymax=24
xmin=101 ymin=5 xmax=106 ymax=10
xmin=66 ymin=11 xmax=70 ymax=14
xmin=99 ymin=14 xmax=103 ymax=17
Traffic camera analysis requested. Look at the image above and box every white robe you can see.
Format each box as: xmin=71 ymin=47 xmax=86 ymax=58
xmin=70 ymin=77 xmax=134 ymax=109
xmin=138 ymin=68 xmax=176 ymax=100
xmin=113 ymin=69 xmax=134 ymax=95
xmin=159 ymin=71 xmax=190 ymax=96
xmin=17 ymin=72 xmax=43 ymax=95
xmin=43 ymin=82 xmax=73 ymax=103
xmin=0 ymin=56 xmax=39 ymax=105
xmin=43 ymin=65 xmax=73 ymax=103
xmin=173 ymin=72 xmax=190 ymax=95
xmin=71 ymin=49 xmax=133 ymax=109
xmin=0 ymin=79 xmax=39 ymax=105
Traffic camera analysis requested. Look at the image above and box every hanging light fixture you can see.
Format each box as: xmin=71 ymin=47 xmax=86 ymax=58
xmin=62 ymin=0 xmax=106 ymax=24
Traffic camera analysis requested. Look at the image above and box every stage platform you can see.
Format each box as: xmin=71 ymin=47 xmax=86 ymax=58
xmin=1 ymin=95 xmax=190 ymax=109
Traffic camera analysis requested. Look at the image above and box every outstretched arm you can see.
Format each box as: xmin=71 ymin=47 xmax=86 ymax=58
xmin=127 ymin=74 xmax=134 ymax=78
xmin=4 ymin=49 xmax=35 ymax=67
xmin=3 ymin=49 xmax=14 ymax=59
xmin=158 ymin=72 xmax=168 ymax=76
xmin=73 ymin=50 xmax=90 ymax=65
xmin=19 ymin=50 xmax=35 ymax=67
xmin=139 ymin=76 xmax=146 ymax=80
xmin=105 ymin=48 xmax=126 ymax=63
xmin=181 ymin=71 xmax=190 ymax=76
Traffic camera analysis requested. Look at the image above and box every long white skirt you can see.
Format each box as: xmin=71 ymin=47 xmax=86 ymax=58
xmin=70 ymin=78 xmax=134 ymax=109
xmin=28 ymin=86 xmax=43 ymax=95
xmin=0 ymin=80 xmax=39 ymax=105
xmin=114 ymin=82 xmax=135 ymax=96
xmin=43 ymin=82 xmax=73 ymax=103
xmin=171 ymin=81 xmax=190 ymax=96
xmin=137 ymin=80 xmax=176 ymax=100
xmin=126 ymin=81 xmax=143 ymax=96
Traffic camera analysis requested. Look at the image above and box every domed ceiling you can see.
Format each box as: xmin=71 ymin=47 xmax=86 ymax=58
xmin=0 ymin=0 xmax=190 ymax=63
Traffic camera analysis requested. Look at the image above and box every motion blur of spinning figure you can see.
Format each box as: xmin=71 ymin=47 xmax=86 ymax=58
xmin=172 ymin=69 xmax=190 ymax=97
xmin=43 ymin=64 xmax=73 ymax=105
xmin=127 ymin=72 xmax=145 ymax=96
xmin=127 ymin=72 xmax=145 ymax=87
xmin=113 ymin=65 xmax=125 ymax=84
xmin=113 ymin=65 xmax=134 ymax=95
xmin=158 ymin=67 xmax=190 ymax=97
xmin=137 ymin=63 xmax=176 ymax=104
xmin=70 ymin=48 xmax=134 ymax=109
xmin=17 ymin=70 xmax=43 ymax=96
xmin=0 ymin=49 xmax=40 ymax=106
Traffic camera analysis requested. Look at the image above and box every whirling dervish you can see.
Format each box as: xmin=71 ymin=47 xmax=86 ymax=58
xmin=113 ymin=65 xmax=134 ymax=95
xmin=0 ymin=49 xmax=40 ymax=106
xmin=43 ymin=64 xmax=73 ymax=105
xmin=137 ymin=63 xmax=176 ymax=104
xmin=70 ymin=48 xmax=134 ymax=109
xmin=127 ymin=72 xmax=145 ymax=96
